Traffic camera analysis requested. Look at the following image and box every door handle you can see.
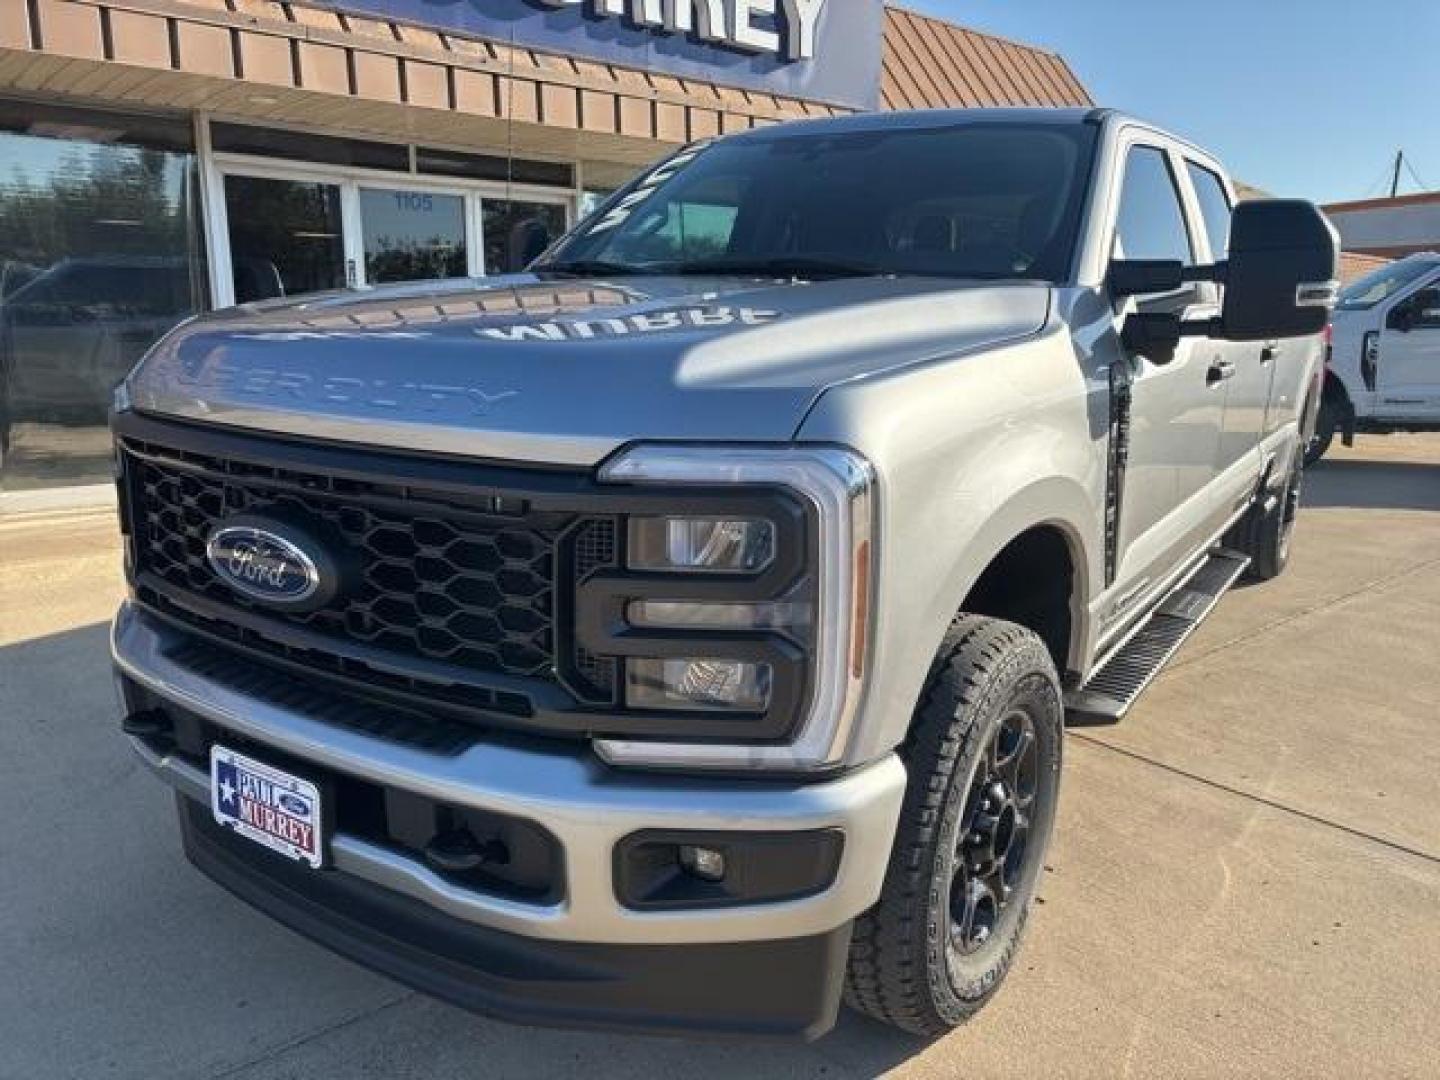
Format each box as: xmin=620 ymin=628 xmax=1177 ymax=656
xmin=1260 ymin=340 xmax=1279 ymax=364
xmin=1207 ymin=359 xmax=1236 ymax=387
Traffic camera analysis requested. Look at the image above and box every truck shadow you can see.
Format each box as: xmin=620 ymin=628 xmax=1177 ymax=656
xmin=1304 ymin=458 xmax=1440 ymax=512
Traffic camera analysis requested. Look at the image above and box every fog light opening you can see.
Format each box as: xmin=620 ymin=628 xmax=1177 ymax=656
xmin=678 ymin=844 xmax=727 ymax=883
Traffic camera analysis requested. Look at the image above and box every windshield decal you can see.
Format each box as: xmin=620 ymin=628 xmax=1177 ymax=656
xmin=583 ymin=141 xmax=714 ymax=236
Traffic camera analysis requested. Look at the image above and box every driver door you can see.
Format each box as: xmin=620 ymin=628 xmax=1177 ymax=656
xmin=1377 ymin=286 xmax=1440 ymax=419
xmin=1108 ymin=142 xmax=1227 ymax=601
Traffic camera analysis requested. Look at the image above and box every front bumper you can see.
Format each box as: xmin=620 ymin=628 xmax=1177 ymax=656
xmin=175 ymin=795 xmax=853 ymax=1038
xmin=113 ymin=602 xmax=906 ymax=1033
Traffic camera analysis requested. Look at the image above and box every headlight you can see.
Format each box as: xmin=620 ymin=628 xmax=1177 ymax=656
xmin=584 ymin=444 xmax=875 ymax=773
xmin=628 ymin=517 xmax=776 ymax=573
xmin=626 ymin=658 xmax=773 ymax=711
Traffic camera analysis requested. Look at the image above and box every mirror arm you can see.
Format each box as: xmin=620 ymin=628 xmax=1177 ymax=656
xmin=1181 ymin=260 xmax=1227 ymax=285
xmin=1180 ymin=315 xmax=1224 ymax=337
xmin=1121 ymin=312 xmax=1223 ymax=357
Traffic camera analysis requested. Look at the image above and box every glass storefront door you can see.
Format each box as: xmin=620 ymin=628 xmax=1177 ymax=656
xmin=360 ymin=188 xmax=468 ymax=285
xmin=224 ymin=175 xmax=345 ymax=304
xmin=482 ymin=200 xmax=569 ymax=275
xmin=0 ymin=105 xmax=204 ymax=493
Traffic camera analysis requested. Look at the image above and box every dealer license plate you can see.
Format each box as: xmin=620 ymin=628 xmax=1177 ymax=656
xmin=210 ymin=745 xmax=324 ymax=868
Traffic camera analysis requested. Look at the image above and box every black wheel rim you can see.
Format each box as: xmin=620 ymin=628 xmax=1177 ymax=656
xmin=948 ymin=709 xmax=1039 ymax=957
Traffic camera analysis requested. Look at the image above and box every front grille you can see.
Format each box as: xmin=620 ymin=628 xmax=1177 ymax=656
xmin=120 ymin=432 xmax=618 ymax=723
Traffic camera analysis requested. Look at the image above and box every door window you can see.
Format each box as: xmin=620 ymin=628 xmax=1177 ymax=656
xmin=360 ymin=188 xmax=467 ymax=285
xmin=1403 ymin=287 xmax=1440 ymax=330
xmin=1114 ymin=146 xmax=1194 ymax=264
xmin=223 ymin=175 xmax=344 ymax=303
xmin=1185 ymin=162 xmax=1232 ymax=261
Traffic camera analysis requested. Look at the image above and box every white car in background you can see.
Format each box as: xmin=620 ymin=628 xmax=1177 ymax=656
xmin=1312 ymin=252 xmax=1440 ymax=463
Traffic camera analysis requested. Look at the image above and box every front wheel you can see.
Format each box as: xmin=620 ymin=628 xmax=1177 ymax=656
xmin=844 ymin=616 xmax=1063 ymax=1038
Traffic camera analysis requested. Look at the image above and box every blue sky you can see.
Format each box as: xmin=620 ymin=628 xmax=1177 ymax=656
xmin=906 ymin=0 xmax=1438 ymax=204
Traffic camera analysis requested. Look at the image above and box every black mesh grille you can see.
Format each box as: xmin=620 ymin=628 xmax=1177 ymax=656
xmin=569 ymin=519 xmax=621 ymax=700
xmin=121 ymin=440 xmax=614 ymax=713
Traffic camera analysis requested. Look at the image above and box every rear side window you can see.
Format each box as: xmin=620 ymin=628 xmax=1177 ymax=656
xmin=1186 ymin=162 xmax=1233 ymax=260
xmin=1114 ymin=146 xmax=1194 ymax=265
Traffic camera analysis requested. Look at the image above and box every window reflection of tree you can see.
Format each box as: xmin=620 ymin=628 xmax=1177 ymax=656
xmin=0 ymin=143 xmax=200 ymax=310
xmin=366 ymin=235 xmax=466 ymax=284
xmin=0 ymin=137 xmax=202 ymax=451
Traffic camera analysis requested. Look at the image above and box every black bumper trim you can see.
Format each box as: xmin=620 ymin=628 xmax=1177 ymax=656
xmin=177 ymin=797 xmax=851 ymax=1040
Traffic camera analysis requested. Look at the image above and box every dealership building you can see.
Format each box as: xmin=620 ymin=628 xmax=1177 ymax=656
xmin=0 ymin=0 xmax=1089 ymax=504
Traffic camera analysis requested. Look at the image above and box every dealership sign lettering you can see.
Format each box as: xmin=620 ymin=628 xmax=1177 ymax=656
xmin=533 ymin=0 xmax=829 ymax=61
xmin=314 ymin=0 xmax=881 ymax=111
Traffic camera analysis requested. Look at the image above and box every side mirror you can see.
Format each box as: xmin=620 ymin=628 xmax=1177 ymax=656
xmin=1112 ymin=199 xmax=1339 ymax=353
xmin=1219 ymin=199 xmax=1339 ymax=341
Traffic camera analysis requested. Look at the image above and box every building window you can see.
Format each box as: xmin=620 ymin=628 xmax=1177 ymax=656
xmin=0 ymin=104 xmax=204 ymax=493
xmin=223 ymin=175 xmax=346 ymax=303
xmin=210 ymin=123 xmax=411 ymax=173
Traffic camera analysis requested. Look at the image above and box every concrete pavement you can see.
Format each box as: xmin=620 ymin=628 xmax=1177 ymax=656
xmin=2 ymin=434 xmax=1438 ymax=1079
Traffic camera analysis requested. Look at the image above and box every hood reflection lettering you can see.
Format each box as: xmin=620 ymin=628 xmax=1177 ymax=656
xmin=480 ymin=306 xmax=779 ymax=342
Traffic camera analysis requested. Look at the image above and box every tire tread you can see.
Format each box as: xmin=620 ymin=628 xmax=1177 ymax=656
xmin=844 ymin=615 xmax=1058 ymax=1037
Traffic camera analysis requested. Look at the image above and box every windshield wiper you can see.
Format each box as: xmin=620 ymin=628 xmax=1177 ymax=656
xmin=664 ymin=256 xmax=889 ymax=280
xmin=532 ymin=259 xmax=659 ymax=278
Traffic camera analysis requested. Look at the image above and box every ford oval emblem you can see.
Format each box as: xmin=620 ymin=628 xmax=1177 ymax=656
xmin=206 ymin=520 xmax=324 ymax=607
xmin=277 ymin=793 xmax=311 ymax=818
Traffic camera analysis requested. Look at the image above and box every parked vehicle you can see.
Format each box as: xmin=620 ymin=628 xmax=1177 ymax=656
xmin=1309 ymin=252 xmax=1440 ymax=463
xmin=110 ymin=109 xmax=1337 ymax=1040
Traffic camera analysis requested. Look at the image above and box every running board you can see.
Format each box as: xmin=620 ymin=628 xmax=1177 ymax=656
xmin=1065 ymin=549 xmax=1250 ymax=723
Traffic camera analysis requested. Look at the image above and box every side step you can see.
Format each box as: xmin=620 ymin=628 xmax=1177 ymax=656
xmin=1065 ymin=549 xmax=1250 ymax=723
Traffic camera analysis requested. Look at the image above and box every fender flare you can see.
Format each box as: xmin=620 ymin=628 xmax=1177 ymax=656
xmin=925 ymin=476 xmax=1098 ymax=676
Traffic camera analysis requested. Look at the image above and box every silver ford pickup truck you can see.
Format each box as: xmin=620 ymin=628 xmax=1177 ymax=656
xmin=111 ymin=108 xmax=1337 ymax=1039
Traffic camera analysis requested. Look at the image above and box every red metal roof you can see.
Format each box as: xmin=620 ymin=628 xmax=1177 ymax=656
xmin=881 ymin=6 xmax=1092 ymax=110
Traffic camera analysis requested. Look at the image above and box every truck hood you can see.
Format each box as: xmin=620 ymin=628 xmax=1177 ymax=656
xmin=126 ymin=274 xmax=1051 ymax=466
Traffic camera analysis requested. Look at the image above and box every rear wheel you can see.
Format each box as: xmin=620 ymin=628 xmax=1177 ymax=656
xmin=1233 ymin=446 xmax=1303 ymax=581
xmin=844 ymin=616 xmax=1063 ymax=1037
xmin=1304 ymin=397 xmax=1337 ymax=466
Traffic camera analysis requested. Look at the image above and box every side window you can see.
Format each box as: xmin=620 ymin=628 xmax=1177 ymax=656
xmin=1185 ymin=162 xmax=1233 ymax=261
xmin=1114 ymin=146 xmax=1195 ymax=265
xmin=1404 ymin=287 xmax=1440 ymax=330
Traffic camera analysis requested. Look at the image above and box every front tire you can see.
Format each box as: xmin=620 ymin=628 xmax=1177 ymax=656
xmin=844 ymin=616 xmax=1063 ymax=1038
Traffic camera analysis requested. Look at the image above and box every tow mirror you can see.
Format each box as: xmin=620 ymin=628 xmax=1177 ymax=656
xmin=1112 ymin=199 xmax=1339 ymax=351
xmin=1220 ymin=200 xmax=1339 ymax=341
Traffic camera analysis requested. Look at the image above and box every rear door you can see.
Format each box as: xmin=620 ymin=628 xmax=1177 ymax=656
xmin=1181 ymin=160 xmax=1271 ymax=454
xmin=1376 ymin=284 xmax=1440 ymax=418
xmin=1108 ymin=141 xmax=1227 ymax=596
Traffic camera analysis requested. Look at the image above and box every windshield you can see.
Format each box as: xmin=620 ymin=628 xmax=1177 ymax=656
xmin=1337 ymin=257 xmax=1440 ymax=310
xmin=540 ymin=122 xmax=1097 ymax=282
